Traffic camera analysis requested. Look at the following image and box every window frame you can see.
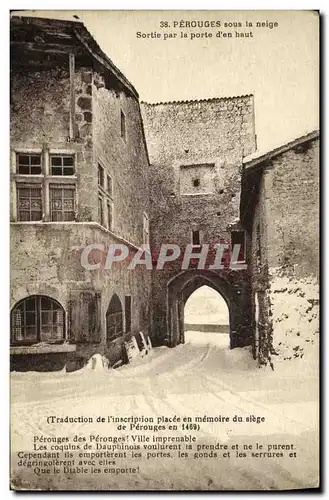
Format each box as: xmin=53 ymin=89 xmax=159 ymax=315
xmin=16 ymin=153 xmax=43 ymax=176
xmin=13 ymin=149 xmax=77 ymax=223
xmin=49 ymin=154 xmax=75 ymax=176
xmin=16 ymin=184 xmax=43 ymax=222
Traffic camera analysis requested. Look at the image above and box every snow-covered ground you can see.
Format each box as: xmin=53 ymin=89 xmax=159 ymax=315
xmin=11 ymin=330 xmax=319 ymax=491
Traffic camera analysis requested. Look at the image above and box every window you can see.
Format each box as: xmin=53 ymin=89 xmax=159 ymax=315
xmin=98 ymin=164 xmax=104 ymax=188
xmin=50 ymin=185 xmax=75 ymax=221
xmin=107 ymin=174 xmax=113 ymax=197
xmin=17 ymin=185 xmax=42 ymax=221
xmin=98 ymin=196 xmax=104 ymax=225
xmin=17 ymin=154 xmax=42 ymax=175
xmin=11 ymin=295 xmax=64 ymax=345
xmin=50 ymin=155 xmax=74 ymax=176
xmin=106 ymin=294 xmax=123 ymax=342
xmin=107 ymin=200 xmax=113 ymax=230
xmin=125 ymin=296 xmax=132 ymax=334
xmin=97 ymin=163 xmax=113 ymax=229
xmin=14 ymin=150 xmax=77 ymax=224
xmin=143 ymin=213 xmax=149 ymax=245
xmin=231 ymin=230 xmax=245 ymax=262
xmin=192 ymin=229 xmax=200 ymax=246
xmin=193 ymin=178 xmax=200 ymax=188
xmin=120 ymin=110 xmax=126 ymax=140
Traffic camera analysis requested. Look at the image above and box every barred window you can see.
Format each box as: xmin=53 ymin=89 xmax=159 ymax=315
xmin=106 ymin=294 xmax=123 ymax=342
xmin=17 ymin=154 xmax=42 ymax=175
xmin=50 ymin=185 xmax=75 ymax=222
xmin=50 ymin=155 xmax=75 ymax=176
xmin=11 ymin=296 xmax=65 ymax=345
xmin=17 ymin=185 xmax=42 ymax=221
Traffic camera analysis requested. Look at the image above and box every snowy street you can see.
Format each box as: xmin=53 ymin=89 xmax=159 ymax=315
xmin=11 ymin=332 xmax=319 ymax=491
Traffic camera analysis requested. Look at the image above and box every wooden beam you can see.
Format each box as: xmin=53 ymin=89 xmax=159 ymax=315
xmin=69 ymin=53 xmax=76 ymax=140
xmin=11 ymin=41 xmax=81 ymax=55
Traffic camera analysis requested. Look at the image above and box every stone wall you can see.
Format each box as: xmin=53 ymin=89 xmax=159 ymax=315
xmin=10 ymin=59 xmax=152 ymax=370
xmin=93 ymin=74 xmax=150 ymax=247
xmin=248 ymin=136 xmax=319 ymax=367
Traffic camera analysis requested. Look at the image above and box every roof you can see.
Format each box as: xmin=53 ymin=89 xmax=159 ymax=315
xmin=141 ymin=94 xmax=254 ymax=106
xmin=243 ymin=130 xmax=319 ymax=172
xmin=10 ymin=15 xmax=138 ymax=99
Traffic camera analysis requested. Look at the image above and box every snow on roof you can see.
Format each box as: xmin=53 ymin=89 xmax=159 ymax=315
xmin=243 ymin=130 xmax=319 ymax=170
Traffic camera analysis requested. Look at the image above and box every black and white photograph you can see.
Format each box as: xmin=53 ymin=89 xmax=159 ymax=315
xmin=9 ymin=9 xmax=319 ymax=491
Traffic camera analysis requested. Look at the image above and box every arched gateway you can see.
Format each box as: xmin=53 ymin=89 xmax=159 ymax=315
xmin=167 ymin=270 xmax=252 ymax=349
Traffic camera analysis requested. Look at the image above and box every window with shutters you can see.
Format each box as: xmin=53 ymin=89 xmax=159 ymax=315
xmin=106 ymin=294 xmax=123 ymax=342
xmin=11 ymin=295 xmax=65 ymax=345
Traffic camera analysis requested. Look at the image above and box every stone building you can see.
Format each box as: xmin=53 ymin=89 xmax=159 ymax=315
xmin=241 ymin=131 xmax=320 ymax=366
xmin=10 ymin=16 xmax=151 ymax=370
xmin=141 ymin=98 xmax=256 ymax=349
xmin=10 ymin=15 xmax=319 ymax=370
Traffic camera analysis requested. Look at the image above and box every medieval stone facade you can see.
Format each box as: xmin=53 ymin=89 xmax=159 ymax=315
xmin=10 ymin=15 xmax=319 ymax=371
xmin=10 ymin=16 xmax=151 ymax=370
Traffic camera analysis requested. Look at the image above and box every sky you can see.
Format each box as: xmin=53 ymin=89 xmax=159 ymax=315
xmin=13 ymin=10 xmax=319 ymax=152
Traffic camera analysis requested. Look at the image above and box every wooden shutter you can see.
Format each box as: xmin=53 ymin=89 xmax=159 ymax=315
xmin=69 ymin=290 xmax=101 ymax=343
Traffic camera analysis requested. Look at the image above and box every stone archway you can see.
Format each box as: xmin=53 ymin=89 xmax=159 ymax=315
xmin=167 ymin=270 xmax=252 ymax=349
